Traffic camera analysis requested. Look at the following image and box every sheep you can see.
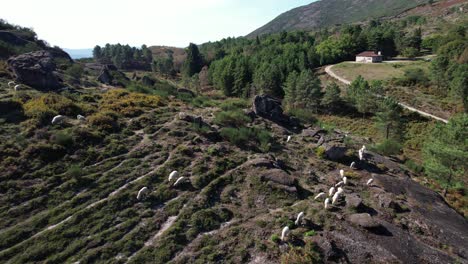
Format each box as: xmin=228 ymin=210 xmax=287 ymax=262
xmin=314 ymin=192 xmax=326 ymax=200
xmin=332 ymin=192 xmax=340 ymax=205
xmin=294 ymin=212 xmax=305 ymax=226
xmin=367 ymin=178 xmax=374 ymax=186
xmin=329 ymin=187 xmax=336 ymax=197
xmin=361 ymin=145 xmax=366 ymax=152
xmin=7 ymin=81 xmax=15 ymax=88
xmin=359 ymin=149 xmax=364 ymax=161
xmin=281 ymin=226 xmax=290 ymax=241
xmin=335 ymin=181 xmax=344 ymax=188
xmin=77 ymin=114 xmax=86 ymax=121
xmin=13 ymin=84 xmax=21 ymax=91
xmin=324 ymin=198 xmax=330 ymax=209
xmin=350 ymin=161 xmax=356 ymax=169
xmin=339 ymin=169 xmax=345 ymax=178
xmin=51 ymin=115 xmax=65 ymax=125
xmin=168 ymin=171 xmax=179 ymax=181
xmin=137 ymin=187 xmax=149 ymax=200
xmin=173 ymin=177 xmax=186 ymax=187
xmin=337 ymin=187 xmax=344 ymax=195
xmin=343 ymin=176 xmax=348 ymax=185
xmin=286 ymin=135 xmax=291 ymax=143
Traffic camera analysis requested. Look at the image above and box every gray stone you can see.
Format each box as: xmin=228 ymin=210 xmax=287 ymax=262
xmin=348 ymin=213 xmax=380 ymax=228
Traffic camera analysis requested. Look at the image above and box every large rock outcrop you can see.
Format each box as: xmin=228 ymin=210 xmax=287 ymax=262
xmin=96 ymin=64 xmax=129 ymax=86
xmin=252 ymin=95 xmax=299 ymax=128
xmin=7 ymin=50 xmax=63 ymax=90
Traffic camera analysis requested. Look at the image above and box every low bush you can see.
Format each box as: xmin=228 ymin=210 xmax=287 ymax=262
xmin=374 ymin=139 xmax=402 ymax=156
xmin=270 ymin=234 xmax=281 ymax=243
xmin=99 ymin=89 xmax=162 ymax=117
xmin=315 ymin=146 xmax=326 ymax=158
xmin=88 ymin=111 xmax=120 ymax=133
xmin=218 ymin=98 xmax=249 ymax=111
xmin=220 ymin=127 xmax=272 ymax=151
xmin=214 ymin=110 xmax=250 ymax=127
xmin=23 ymin=93 xmax=82 ymax=125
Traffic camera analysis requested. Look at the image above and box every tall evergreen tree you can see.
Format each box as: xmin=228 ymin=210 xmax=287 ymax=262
xmin=295 ymin=70 xmax=323 ymax=112
xmin=183 ymin=43 xmax=204 ymax=77
xmin=423 ymin=114 xmax=468 ymax=196
xmin=93 ymin=45 xmax=102 ymax=60
xmin=321 ymin=82 xmax=342 ymax=113
xmin=283 ymin=71 xmax=299 ymax=110
xmin=374 ymin=97 xmax=403 ymax=140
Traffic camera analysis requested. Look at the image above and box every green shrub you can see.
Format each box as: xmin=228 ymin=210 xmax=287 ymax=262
xmin=304 ymin=230 xmax=316 ymax=237
xmin=374 ymin=139 xmax=402 ymax=156
xmin=23 ymin=93 xmax=82 ymax=125
xmin=288 ymin=108 xmax=317 ymax=124
xmin=214 ymin=110 xmax=250 ymax=127
xmin=219 ymin=98 xmax=249 ymax=111
xmin=315 ymin=146 xmax=326 ymax=158
xmin=405 ymin=159 xmax=424 ymax=173
xmin=270 ymin=234 xmax=281 ymax=243
xmin=65 ymin=64 xmax=84 ymax=79
xmin=88 ymin=112 xmax=119 ymax=133
xmin=52 ymin=130 xmax=74 ymax=147
xmin=67 ymin=165 xmax=83 ymax=179
xmin=220 ymin=127 xmax=250 ymax=146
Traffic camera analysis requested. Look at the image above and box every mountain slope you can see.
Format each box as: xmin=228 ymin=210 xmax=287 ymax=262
xmin=248 ymin=0 xmax=429 ymax=37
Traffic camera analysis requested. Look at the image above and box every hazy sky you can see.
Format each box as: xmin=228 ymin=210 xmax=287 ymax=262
xmin=1 ymin=0 xmax=314 ymax=49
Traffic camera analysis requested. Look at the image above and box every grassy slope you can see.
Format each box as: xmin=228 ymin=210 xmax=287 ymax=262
xmin=332 ymin=61 xmax=430 ymax=82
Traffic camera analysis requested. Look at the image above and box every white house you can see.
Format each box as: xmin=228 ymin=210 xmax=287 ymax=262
xmin=356 ymin=51 xmax=383 ymax=63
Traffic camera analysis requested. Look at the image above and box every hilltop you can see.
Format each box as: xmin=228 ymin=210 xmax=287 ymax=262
xmin=248 ymin=0 xmax=456 ymax=37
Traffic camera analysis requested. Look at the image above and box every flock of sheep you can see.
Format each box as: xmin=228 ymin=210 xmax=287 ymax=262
xmin=7 ymin=81 xmax=21 ymax=91
xmin=136 ymin=170 xmax=188 ymax=201
xmin=280 ymin=142 xmax=375 ymax=242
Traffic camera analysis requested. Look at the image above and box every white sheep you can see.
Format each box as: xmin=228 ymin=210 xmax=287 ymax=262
xmin=286 ymin=135 xmax=291 ymax=143
xmin=361 ymin=145 xmax=366 ymax=152
xmin=329 ymin=187 xmax=336 ymax=197
xmin=281 ymin=226 xmax=290 ymax=241
xmin=339 ymin=169 xmax=345 ymax=178
xmin=7 ymin=81 xmax=15 ymax=88
xmin=332 ymin=192 xmax=340 ymax=205
xmin=168 ymin=171 xmax=179 ymax=181
xmin=359 ymin=149 xmax=364 ymax=161
xmin=343 ymin=176 xmax=348 ymax=185
xmin=324 ymin=198 xmax=330 ymax=209
xmin=314 ymin=192 xmax=326 ymax=200
xmin=335 ymin=181 xmax=344 ymax=188
xmin=367 ymin=178 xmax=374 ymax=186
xmin=350 ymin=161 xmax=356 ymax=169
xmin=13 ymin=84 xmax=21 ymax=91
xmin=77 ymin=114 xmax=86 ymax=121
xmin=294 ymin=212 xmax=305 ymax=226
xmin=51 ymin=115 xmax=65 ymax=125
xmin=173 ymin=177 xmax=186 ymax=187
xmin=337 ymin=187 xmax=344 ymax=195
xmin=137 ymin=187 xmax=149 ymax=200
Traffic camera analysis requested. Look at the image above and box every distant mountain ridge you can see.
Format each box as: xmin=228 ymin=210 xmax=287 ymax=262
xmin=63 ymin=48 xmax=93 ymax=59
xmin=248 ymin=0 xmax=430 ymax=37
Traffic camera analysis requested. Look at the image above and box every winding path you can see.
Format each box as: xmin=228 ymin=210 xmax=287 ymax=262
xmin=324 ymin=65 xmax=449 ymax=123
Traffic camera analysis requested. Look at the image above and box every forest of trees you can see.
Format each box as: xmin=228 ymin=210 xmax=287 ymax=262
xmin=93 ymin=44 xmax=153 ymax=70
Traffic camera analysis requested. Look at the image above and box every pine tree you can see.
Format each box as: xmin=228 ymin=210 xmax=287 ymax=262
xmin=283 ymin=71 xmax=299 ymax=110
xmin=374 ymin=97 xmax=403 ymax=140
xmin=295 ymin=70 xmax=323 ymax=112
xmin=321 ymin=82 xmax=342 ymax=113
xmin=93 ymin=45 xmax=102 ymax=60
xmin=183 ymin=43 xmax=204 ymax=77
xmin=423 ymin=114 xmax=468 ymax=196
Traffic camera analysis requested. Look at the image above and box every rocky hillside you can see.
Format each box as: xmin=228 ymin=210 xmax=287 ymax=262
xmin=248 ymin=0 xmax=431 ymax=37
xmin=0 ymin=69 xmax=467 ymax=263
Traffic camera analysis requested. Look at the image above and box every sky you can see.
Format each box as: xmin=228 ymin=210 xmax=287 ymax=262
xmin=1 ymin=0 xmax=314 ymax=49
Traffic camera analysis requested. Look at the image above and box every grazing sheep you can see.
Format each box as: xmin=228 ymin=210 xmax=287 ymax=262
xmin=361 ymin=145 xmax=366 ymax=152
xmin=286 ymin=135 xmax=291 ymax=143
xmin=281 ymin=226 xmax=290 ymax=241
xmin=359 ymin=149 xmax=364 ymax=161
xmin=329 ymin=187 xmax=336 ymax=197
xmin=335 ymin=181 xmax=344 ymax=188
xmin=13 ymin=84 xmax=21 ymax=91
xmin=168 ymin=171 xmax=179 ymax=181
xmin=51 ymin=115 xmax=65 ymax=125
xmin=343 ymin=176 xmax=348 ymax=185
xmin=77 ymin=114 xmax=86 ymax=121
xmin=7 ymin=81 xmax=15 ymax=88
xmin=314 ymin=192 xmax=326 ymax=200
xmin=137 ymin=187 xmax=149 ymax=200
xmin=173 ymin=177 xmax=186 ymax=187
xmin=324 ymin=198 xmax=330 ymax=209
xmin=295 ymin=212 xmax=305 ymax=226
xmin=367 ymin=178 xmax=374 ymax=186
xmin=350 ymin=162 xmax=356 ymax=169
xmin=332 ymin=192 xmax=340 ymax=205
xmin=337 ymin=187 xmax=344 ymax=195
xmin=340 ymin=169 xmax=345 ymax=178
